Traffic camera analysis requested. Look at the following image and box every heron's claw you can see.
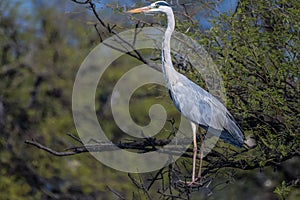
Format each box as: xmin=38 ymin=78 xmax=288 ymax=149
xmin=177 ymin=176 xmax=207 ymax=187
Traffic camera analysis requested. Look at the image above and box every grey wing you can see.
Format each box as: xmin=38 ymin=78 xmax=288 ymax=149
xmin=169 ymin=74 xmax=244 ymax=147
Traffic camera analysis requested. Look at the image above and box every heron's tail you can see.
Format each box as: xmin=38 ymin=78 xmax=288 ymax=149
xmin=220 ymin=114 xmax=245 ymax=147
xmin=219 ymin=130 xmax=244 ymax=147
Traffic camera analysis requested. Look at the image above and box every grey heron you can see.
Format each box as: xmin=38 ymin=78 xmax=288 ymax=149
xmin=128 ymin=1 xmax=245 ymax=184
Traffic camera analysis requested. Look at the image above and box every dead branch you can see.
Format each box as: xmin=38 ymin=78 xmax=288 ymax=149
xmin=25 ymin=139 xmax=82 ymax=156
xmin=24 ymin=135 xmax=300 ymax=173
xmin=25 ymin=136 xmax=194 ymax=157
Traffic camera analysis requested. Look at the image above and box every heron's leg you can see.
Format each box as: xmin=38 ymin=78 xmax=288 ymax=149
xmin=190 ymin=122 xmax=197 ymax=182
xmin=197 ymin=129 xmax=204 ymax=178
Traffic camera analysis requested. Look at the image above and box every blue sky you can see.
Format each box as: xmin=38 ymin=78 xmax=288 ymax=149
xmin=12 ymin=0 xmax=238 ymax=30
xmin=196 ymin=0 xmax=238 ymax=29
xmin=99 ymin=0 xmax=239 ymax=29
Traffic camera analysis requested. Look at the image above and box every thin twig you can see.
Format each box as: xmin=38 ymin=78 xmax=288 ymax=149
xmin=128 ymin=174 xmax=152 ymax=200
xmin=24 ymin=140 xmax=81 ymax=156
xmin=106 ymin=186 xmax=126 ymax=200
xmin=67 ymin=133 xmax=83 ymax=144
xmin=147 ymin=167 xmax=165 ymax=190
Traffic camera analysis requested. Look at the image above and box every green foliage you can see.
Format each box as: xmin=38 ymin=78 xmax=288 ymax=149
xmin=0 ymin=172 xmax=34 ymax=200
xmin=274 ymin=180 xmax=300 ymax=200
xmin=196 ymin=0 xmax=299 ymax=155
xmin=1 ymin=0 xmax=299 ymax=199
xmin=274 ymin=181 xmax=291 ymax=200
xmin=180 ymin=0 xmax=299 ymax=198
xmin=0 ymin=0 xmax=129 ymax=199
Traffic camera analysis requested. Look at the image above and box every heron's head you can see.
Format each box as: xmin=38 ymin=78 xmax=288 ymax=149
xmin=127 ymin=1 xmax=171 ymax=14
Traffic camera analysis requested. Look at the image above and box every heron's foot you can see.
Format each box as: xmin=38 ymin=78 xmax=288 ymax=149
xmin=177 ymin=176 xmax=206 ymax=187
xmin=188 ymin=176 xmax=202 ymax=186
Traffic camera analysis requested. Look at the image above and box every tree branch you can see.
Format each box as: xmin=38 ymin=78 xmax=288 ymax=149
xmin=24 ymin=137 xmax=194 ymax=157
xmin=25 ymin=140 xmax=81 ymax=156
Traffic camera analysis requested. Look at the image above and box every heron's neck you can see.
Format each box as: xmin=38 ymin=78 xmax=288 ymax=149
xmin=162 ymin=9 xmax=176 ymax=88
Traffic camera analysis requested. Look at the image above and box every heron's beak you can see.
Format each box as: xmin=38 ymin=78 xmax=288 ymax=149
xmin=127 ymin=6 xmax=151 ymax=13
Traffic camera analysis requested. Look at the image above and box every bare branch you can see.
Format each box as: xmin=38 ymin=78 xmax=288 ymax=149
xmin=66 ymin=133 xmax=83 ymax=144
xmin=25 ymin=137 xmax=195 ymax=157
xmin=70 ymin=0 xmax=90 ymax=5
xmin=70 ymin=0 xmax=159 ymax=71
xmin=128 ymin=173 xmax=152 ymax=200
xmin=106 ymin=186 xmax=126 ymax=200
xmin=24 ymin=140 xmax=81 ymax=156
